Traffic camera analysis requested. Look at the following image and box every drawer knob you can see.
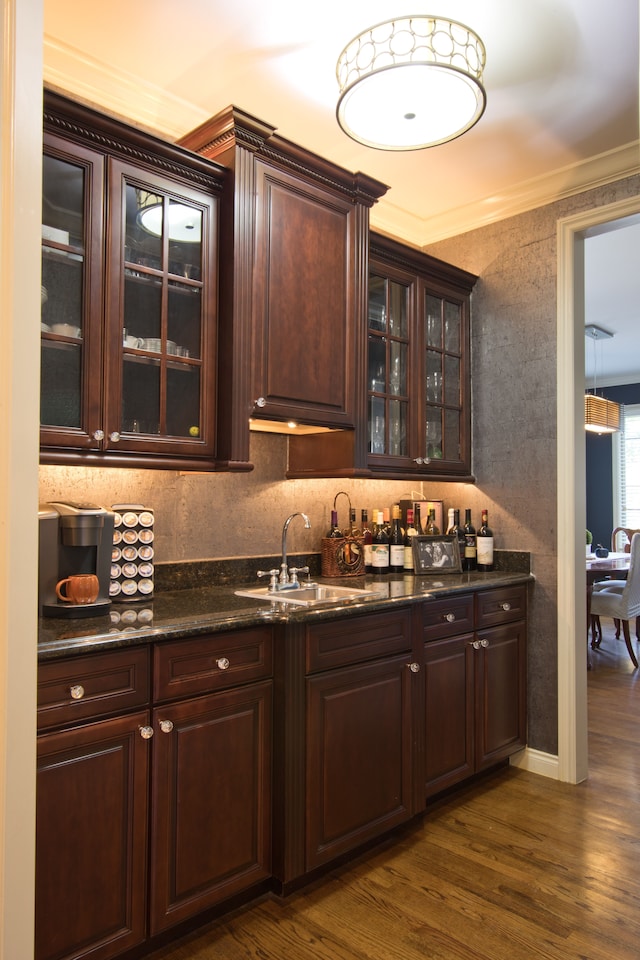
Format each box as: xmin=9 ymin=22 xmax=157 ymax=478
xmin=216 ymin=657 xmax=230 ymax=671
xmin=444 ymin=613 xmax=456 ymax=623
xmin=159 ymin=719 xmax=174 ymax=734
xmin=501 ymin=602 xmax=511 ymax=611
xmin=407 ymin=661 xmax=420 ymax=673
xmin=69 ymin=684 xmax=85 ymax=700
xmin=139 ymin=725 xmax=154 ymax=740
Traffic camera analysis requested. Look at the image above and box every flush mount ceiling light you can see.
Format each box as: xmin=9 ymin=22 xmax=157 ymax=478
xmin=585 ymin=325 xmax=620 ymax=434
xmin=136 ymin=191 xmax=202 ymax=243
xmin=336 ymin=15 xmax=486 ymax=151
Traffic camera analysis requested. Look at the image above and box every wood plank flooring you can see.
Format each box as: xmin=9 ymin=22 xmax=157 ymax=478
xmin=148 ymin=622 xmax=640 ymax=960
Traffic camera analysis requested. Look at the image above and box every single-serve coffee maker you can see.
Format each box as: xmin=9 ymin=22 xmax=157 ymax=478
xmin=39 ymin=501 xmax=114 ymax=617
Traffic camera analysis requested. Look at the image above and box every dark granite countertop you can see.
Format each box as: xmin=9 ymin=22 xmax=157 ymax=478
xmin=38 ymin=554 xmax=534 ymax=661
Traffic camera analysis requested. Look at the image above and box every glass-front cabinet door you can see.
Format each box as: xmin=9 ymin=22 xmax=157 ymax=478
xmin=40 ymin=129 xmax=217 ymax=463
xmin=367 ymin=255 xmax=471 ymax=478
xmin=421 ymin=287 xmax=466 ymax=468
xmin=40 ymin=136 xmax=104 ymax=449
xmin=367 ymin=273 xmax=412 ymax=462
xmin=105 ymin=161 xmax=216 ymax=458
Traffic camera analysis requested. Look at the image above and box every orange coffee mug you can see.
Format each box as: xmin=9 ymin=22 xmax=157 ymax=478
xmin=56 ymin=574 xmax=100 ymax=605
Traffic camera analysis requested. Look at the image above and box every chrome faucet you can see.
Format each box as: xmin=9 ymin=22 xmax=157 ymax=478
xmin=256 ymin=512 xmax=311 ymax=590
xmin=279 ymin=512 xmax=311 ymax=586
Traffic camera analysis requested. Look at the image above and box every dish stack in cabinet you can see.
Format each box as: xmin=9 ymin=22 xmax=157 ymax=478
xmin=110 ymin=503 xmax=154 ymax=601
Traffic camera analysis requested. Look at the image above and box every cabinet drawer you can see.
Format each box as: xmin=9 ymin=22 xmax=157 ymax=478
xmin=475 ymin=585 xmax=527 ymax=629
xmin=422 ymin=594 xmax=474 ymax=642
xmin=154 ymin=627 xmax=273 ymax=702
xmin=38 ymin=647 xmax=150 ymax=731
xmin=306 ymin=607 xmax=412 ymax=673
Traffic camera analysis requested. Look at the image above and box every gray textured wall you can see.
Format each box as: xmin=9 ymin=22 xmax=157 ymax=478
xmin=424 ymin=173 xmax=640 ymax=755
xmin=39 ymin=171 xmax=640 ymax=759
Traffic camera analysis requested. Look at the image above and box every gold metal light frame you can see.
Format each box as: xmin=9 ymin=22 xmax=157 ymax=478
xmin=336 ymin=16 xmax=486 ymax=150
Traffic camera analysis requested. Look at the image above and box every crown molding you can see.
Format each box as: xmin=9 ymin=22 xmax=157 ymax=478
xmin=371 ymin=141 xmax=640 ymax=248
xmin=43 ymin=36 xmax=210 ymax=139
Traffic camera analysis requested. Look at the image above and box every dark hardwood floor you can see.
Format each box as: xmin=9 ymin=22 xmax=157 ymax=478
xmin=148 ymin=621 xmax=640 ymax=960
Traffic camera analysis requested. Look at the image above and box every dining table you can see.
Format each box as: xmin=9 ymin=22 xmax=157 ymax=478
xmin=586 ymin=551 xmax=631 ymax=659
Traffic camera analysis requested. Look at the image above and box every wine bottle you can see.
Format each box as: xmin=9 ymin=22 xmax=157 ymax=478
xmin=389 ymin=504 xmax=404 ymax=573
xmin=361 ymin=509 xmax=373 ymax=573
xmin=344 ymin=507 xmax=361 ymax=538
xmin=463 ymin=508 xmax=477 ymax=571
xmin=382 ymin=506 xmax=391 ymax=537
xmin=371 ymin=510 xmax=390 ymax=575
xmin=477 ymin=508 xmax=494 ymax=571
xmin=326 ymin=509 xmax=344 ymax=539
xmin=414 ymin=503 xmax=422 ymax=535
xmin=447 ymin=508 xmax=466 ymax=560
xmin=404 ymin=508 xmax=418 ymax=571
xmin=426 ymin=508 xmax=440 ymax=535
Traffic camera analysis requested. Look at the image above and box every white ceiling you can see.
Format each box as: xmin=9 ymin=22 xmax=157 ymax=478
xmin=43 ymin=0 xmax=640 ymax=380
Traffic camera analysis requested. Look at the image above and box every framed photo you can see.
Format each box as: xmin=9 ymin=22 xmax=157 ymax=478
xmin=412 ymin=534 xmax=462 ymax=574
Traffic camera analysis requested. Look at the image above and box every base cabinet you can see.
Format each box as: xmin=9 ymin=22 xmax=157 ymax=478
xmin=149 ymin=681 xmax=272 ymax=934
xmin=36 ymin=711 xmax=150 ymax=960
xmin=422 ymin=586 xmax=527 ymax=798
xmin=306 ymin=653 xmax=414 ymax=870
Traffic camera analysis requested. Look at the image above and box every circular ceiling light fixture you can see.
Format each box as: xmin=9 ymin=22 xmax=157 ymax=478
xmin=336 ymin=16 xmax=486 ymax=151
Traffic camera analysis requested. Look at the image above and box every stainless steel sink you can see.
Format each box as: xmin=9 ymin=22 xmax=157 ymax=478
xmin=234 ymin=583 xmax=382 ymax=607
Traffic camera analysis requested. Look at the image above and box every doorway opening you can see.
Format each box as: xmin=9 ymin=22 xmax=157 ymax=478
xmin=557 ymin=195 xmax=640 ymax=784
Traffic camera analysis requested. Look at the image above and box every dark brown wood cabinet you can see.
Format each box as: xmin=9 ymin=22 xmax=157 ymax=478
xmin=179 ymin=108 xmax=387 ymax=469
xmin=36 ymin=628 xmax=273 ymax=960
xmin=287 ymin=233 xmax=477 ymax=481
xmin=273 ymin=606 xmax=419 ymax=886
xmin=422 ymin=586 xmax=527 ymax=798
xmin=149 ymin=630 xmax=273 ymax=933
xmin=36 ymin=648 xmax=151 ymax=960
xmin=41 ymin=90 xmax=224 ymax=469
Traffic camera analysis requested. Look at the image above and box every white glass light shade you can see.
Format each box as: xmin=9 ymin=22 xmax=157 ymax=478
xmin=584 ymin=394 xmax=621 ymax=434
xmin=137 ymin=197 xmax=202 ymax=243
xmin=336 ymin=16 xmax=486 ymax=150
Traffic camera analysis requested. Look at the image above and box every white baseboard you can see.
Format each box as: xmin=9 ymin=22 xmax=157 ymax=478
xmin=509 ymin=747 xmax=559 ymax=779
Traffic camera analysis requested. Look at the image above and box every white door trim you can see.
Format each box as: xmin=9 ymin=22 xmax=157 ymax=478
xmin=556 ymin=194 xmax=640 ymax=784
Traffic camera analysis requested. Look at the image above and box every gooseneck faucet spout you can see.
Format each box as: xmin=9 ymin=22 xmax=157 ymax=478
xmin=280 ymin=512 xmax=311 ymax=585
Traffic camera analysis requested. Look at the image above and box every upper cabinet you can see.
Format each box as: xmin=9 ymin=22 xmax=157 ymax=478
xmin=40 ymin=91 xmax=224 ymax=470
xmin=179 ymin=108 xmax=388 ymax=470
xmin=288 ymin=233 xmax=477 ymax=481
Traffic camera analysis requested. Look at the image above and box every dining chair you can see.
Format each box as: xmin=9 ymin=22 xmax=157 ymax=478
xmin=590 ymin=533 xmax=640 ymax=667
xmin=610 ymin=526 xmax=640 ymax=553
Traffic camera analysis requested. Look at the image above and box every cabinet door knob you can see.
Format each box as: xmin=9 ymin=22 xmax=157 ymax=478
xmin=139 ymin=725 xmax=154 ymax=740
xmin=109 ymin=431 xmax=121 ymax=442
xmin=69 ymin=684 xmax=85 ymax=700
xmin=444 ymin=613 xmax=456 ymax=623
xmin=255 ymin=397 xmax=267 ymax=408
xmin=471 ymin=640 xmax=481 ymax=650
xmin=159 ymin=719 xmax=174 ymax=734
xmin=93 ymin=429 xmax=104 ymax=441
xmin=407 ymin=661 xmax=420 ymax=673
xmin=480 ymin=638 xmax=489 ymax=648
xmin=216 ymin=657 xmax=230 ymax=671
xmin=501 ymin=602 xmax=511 ymax=611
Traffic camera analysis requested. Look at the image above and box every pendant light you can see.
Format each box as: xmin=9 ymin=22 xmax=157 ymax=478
xmin=585 ymin=325 xmax=620 ymax=434
xmin=336 ymin=15 xmax=486 ymax=151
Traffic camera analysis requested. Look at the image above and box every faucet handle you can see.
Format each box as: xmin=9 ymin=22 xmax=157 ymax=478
xmin=256 ymin=568 xmax=279 ymax=592
xmin=289 ymin=566 xmax=309 ymax=586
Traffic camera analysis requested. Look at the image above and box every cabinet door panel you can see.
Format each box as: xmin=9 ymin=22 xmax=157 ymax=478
xmin=252 ymin=162 xmax=356 ymax=426
xmin=35 ymin=711 xmax=149 ymax=960
xmin=423 ymin=635 xmax=475 ymax=797
xmin=40 ymin=134 xmax=105 ymax=449
xmin=306 ymin=655 xmax=413 ymax=869
xmin=475 ymin=621 xmax=527 ymax=769
xmin=149 ymin=681 xmax=272 ymax=933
